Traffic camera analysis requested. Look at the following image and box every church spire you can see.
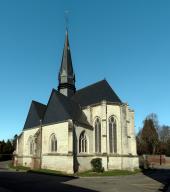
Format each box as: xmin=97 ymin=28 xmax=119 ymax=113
xmin=58 ymin=30 xmax=76 ymax=97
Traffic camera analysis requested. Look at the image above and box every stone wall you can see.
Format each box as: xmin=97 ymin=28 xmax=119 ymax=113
xmin=77 ymin=155 xmax=139 ymax=172
xmin=15 ymin=101 xmax=138 ymax=172
xmin=42 ymin=155 xmax=73 ymax=174
xmin=42 ymin=121 xmax=69 ymax=154
xmin=23 ymin=127 xmax=39 ymax=156
xmin=82 ymin=102 xmax=137 ymax=156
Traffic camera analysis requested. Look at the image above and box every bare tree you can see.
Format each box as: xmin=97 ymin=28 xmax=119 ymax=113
xmin=146 ymin=113 xmax=159 ymax=131
xmin=159 ymin=125 xmax=170 ymax=143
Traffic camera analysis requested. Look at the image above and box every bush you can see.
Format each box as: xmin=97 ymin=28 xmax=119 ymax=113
xmin=91 ymin=158 xmax=104 ymax=172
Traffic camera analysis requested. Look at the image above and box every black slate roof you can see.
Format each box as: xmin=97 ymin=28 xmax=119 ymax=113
xmin=43 ymin=89 xmax=90 ymax=126
xmin=23 ymin=101 xmax=46 ymax=130
xmin=59 ymin=31 xmax=74 ymax=78
xmin=23 ymin=80 xmax=121 ymax=130
xmin=72 ymin=80 xmax=122 ymax=107
xmin=33 ymin=101 xmax=46 ymax=119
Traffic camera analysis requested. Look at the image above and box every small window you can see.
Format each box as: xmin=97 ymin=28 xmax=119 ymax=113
xmin=50 ymin=134 xmax=57 ymax=152
xmin=79 ymin=131 xmax=87 ymax=153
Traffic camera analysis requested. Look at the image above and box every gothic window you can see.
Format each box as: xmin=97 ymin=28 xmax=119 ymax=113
xmin=28 ymin=137 xmax=34 ymax=155
xmin=50 ymin=134 xmax=57 ymax=152
xmin=95 ymin=118 xmax=101 ymax=153
xmin=109 ymin=116 xmax=117 ymax=153
xmin=79 ymin=131 xmax=87 ymax=153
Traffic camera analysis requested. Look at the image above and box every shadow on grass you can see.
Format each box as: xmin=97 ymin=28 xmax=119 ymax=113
xmin=27 ymin=169 xmax=77 ymax=179
xmin=141 ymin=167 xmax=170 ymax=192
xmin=0 ymin=171 xmax=97 ymax=192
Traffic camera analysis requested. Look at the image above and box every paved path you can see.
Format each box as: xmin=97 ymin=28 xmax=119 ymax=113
xmin=66 ymin=169 xmax=170 ymax=192
xmin=0 ymin=161 xmax=11 ymax=170
xmin=0 ymin=162 xmax=170 ymax=192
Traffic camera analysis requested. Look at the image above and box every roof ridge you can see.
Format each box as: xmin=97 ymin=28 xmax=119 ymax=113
xmin=76 ymin=79 xmax=106 ymax=93
xmin=32 ymin=100 xmax=46 ymax=107
xmin=32 ymin=100 xmax=46 ymax=120
xmin=72 ymin=79 xmax=122 ymax=107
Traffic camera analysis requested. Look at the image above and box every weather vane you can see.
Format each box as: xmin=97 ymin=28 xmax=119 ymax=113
xmin=64 ymin=10 xmax=69 ymax=31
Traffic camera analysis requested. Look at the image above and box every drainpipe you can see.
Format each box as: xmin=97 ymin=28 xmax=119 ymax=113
xmin=120 ymin=105 xmax=123 ymax=170
xmin=39 ymin=119 xmax=42 ymax=169
xmin=106 ymin=102 xmax=109 ymax=170
xmin=15 ymin=137 xmax=19 ymax=167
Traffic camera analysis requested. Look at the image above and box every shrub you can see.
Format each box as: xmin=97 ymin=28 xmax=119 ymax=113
xmin=91 ymin=158 xmax=104 ymax=172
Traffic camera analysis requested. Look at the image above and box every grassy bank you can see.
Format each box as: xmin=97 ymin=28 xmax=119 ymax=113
xmin=9 ymin=164 xmax=141 ymax=177
xmin=77 ymin=169 xmax=141 ymax=177
xmin=9 ymin=164 xmax=30 ymax=171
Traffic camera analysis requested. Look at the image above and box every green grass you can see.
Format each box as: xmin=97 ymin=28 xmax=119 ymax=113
xmin=9 ymin=164 xmax=30 ymax=171
xmin=9 ymin=163 xmax=141 ymax=177
xmin=9 ymin=165 xmax=75 ymax=177
xmin=77 ymin=169 xmax=141 ymax=177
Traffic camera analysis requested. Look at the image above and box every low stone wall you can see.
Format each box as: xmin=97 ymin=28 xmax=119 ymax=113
xmin=138 ymin=155 xmax=170 ymax=168
xmin=14 ymin=156 xmax=23 ymax=167
xmin=165 ymin=157 xmax=170 ymax=165
xmin=42 ymin=154 xmax=73 ymax=174
xmin=77 ymin=155 xmax=139 ymax=172
xmin=147 ymin=155 xmax=165 ymax=165
xmin=22 ymin=156 xmax=32 ymax=167
xmin=77 ymin=156 xmax=95 ymax=172
xmin=15 ymin=154 xmax=139 ymax=173
xmin=108 ymin=156 xmax=139 ymax=171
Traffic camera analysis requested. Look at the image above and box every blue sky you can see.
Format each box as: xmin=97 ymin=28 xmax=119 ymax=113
xmin=0 ymin=0 xmax=170 ymax=140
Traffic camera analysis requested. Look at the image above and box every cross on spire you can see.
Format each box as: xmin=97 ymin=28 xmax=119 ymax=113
xmin=65 ymin=10 xmax=69 ymax=31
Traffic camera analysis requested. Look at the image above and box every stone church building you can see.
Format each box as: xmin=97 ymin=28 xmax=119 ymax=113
xmin=15 ymin=31 xmax=139 ymax=173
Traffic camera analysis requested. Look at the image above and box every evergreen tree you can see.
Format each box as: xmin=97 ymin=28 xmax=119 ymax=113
xmin=139 ymin=118 xmax=159 ymax=154
xmin=0 ymin=135 xmax=18 ymax=161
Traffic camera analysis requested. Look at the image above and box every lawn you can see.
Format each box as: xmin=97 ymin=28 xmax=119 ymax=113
xmin=9 ymin=164 xmax=30 ymax=171
xmin=9 ymin=163 xmax=141 ymax=177
xmin=77 ymin=169 xmax=141 ymax=177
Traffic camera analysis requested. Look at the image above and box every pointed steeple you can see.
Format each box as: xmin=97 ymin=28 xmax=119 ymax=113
xmin=58 ymin=30 xmax=76 ymax=97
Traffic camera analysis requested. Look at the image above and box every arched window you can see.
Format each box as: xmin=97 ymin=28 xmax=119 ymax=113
xmin=79 ymin=131 xmax=87 ymax=153
xmin=50 ymin=134 xmax=57 ymax=152
xmin=109 ymin=116 xmax=117 ymax=153
xmin=28 ymin=137 xmax=34 ymax=155
xmin=95 ymin=118 xmax=101 ymax=153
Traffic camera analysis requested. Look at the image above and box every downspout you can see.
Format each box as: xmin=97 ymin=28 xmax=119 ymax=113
xmin=16 ymin=137 xmax=19 ymax=155
xmin=72 ymin=121 xmax=78 ymax=173
xmin=15 ymin=137 xmax=19 ymax=167
xmin=120 ymin=105 xmax=123 ymax=169
xmin=106 ymin=102 xmax=109 ymax=170
xmin=39 ymin=119 xmax=42 ymax=169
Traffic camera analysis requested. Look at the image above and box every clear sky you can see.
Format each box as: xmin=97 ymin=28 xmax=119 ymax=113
xmin=0 ymin=0 xmax=170 ymax=140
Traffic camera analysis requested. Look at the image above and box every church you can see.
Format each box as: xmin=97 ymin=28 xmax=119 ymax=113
xmin=15 ymin=30 xmax=139 ymax=173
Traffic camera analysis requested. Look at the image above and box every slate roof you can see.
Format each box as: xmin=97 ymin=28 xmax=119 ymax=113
xmin=23 ymin=101 xmax=46 ymax=130
xmin=43 ymin=89 xmax=90 ymax=126
xmin=59 ymin=31 xmax=75 ymax=78
xmin=72 ymin=79 xmax=122 ymax=107
xmin=33 ymin=101 xmax=46 ymax=119
xmin=23 ymin=80 xmax=122 ymax=130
